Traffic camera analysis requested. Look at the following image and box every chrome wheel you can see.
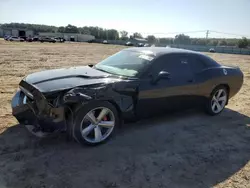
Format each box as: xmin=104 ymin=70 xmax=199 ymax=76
xmin=211 ymin=89 xmax=227 ymax=113
xmin=80 ymin=107 xmax=115 ymax=144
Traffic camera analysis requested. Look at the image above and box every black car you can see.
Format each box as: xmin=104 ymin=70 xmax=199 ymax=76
xmin=209 ymin=48 xmax=216 ymax=53
xmin=32 ymin=37 xmax=39 ymax=42
xmin=11 ymin=47 xmax=243 ymax=145
xmin=26 ymin=37 xmax=33 ymax=42
xmin=88 ymin=39 xmax=95 ymax=43
xmin=39 ymin=37 xmax=56 ymax=43
xmin=137 ymin=43 xmax=145 ymax=47
xmin=125 ymin=41 xmax=134 ymax=46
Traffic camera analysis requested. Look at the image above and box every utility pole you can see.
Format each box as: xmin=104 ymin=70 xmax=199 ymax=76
xmin=206 ymin=30 xmax=209 ymax=45
xmin=206 ymin=30 xmax=209 ymax=39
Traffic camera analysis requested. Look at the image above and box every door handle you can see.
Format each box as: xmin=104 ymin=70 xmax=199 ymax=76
xmin=188 ymin=79 xmax=194 ymax=83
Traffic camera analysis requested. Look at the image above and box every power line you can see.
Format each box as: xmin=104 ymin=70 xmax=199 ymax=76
xmin=127 ymin=30 xmax=207 ymax=35
xmin=208 ymin=30 xmax=250 ymax=38
xmin=125 ymin=29 xmax=249 ymax=38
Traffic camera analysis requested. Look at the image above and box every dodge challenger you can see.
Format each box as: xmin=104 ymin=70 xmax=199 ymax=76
xmin=11 ymin=47 xmax=244 ymax=145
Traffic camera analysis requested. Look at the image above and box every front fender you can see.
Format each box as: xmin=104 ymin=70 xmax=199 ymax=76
xmin=62 ymin=84 xmax=137 ymax=120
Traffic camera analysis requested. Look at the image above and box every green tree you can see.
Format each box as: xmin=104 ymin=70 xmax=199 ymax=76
xmin=207 ymin=40 xmax=218 ymax=46
xmin=219 ymin=40 xmax=227 ymax=46
xmin=106 ymin=29 xmax=119 ymax=40
xmin=57 ymin=26 xmax=65 ymax=33
xmin=120 ymin=30 xmax=128 ymax=40
xmin=191 ymin=39 xmax=197 ymax=45
xmin=147 ymin=35 xmax=156 ymax=43
xmin=133 ymin=32 xmax=143 ymax=39
xmin=195 ymin=39 xmax=206 ymax=45
xmin=78 ymin=26 xmax=91 ymax=35
xmin=212 ymin=40 xmax=219 ymax=46
xmin=174 ymin=34 xmax=191 ymax=45
xmin=159 ymin=38 xmax=173 ymax=44
xmin=226 ymin=41 xmax=236 ymax=46
xmin=238 ymin=37 xmax=248 ymax=48
xmin=64 ymin=24 xmax=79 ymax=33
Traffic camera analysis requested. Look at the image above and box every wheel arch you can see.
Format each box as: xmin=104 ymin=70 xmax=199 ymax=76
xmin=64 ymin=99 xmax=123 ymax=121
xmin=211 ymin=83 xmax=230 ymax=104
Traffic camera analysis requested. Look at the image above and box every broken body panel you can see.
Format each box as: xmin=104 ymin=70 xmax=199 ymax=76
xmin=12 ymin=66 xmax=138 ymax=132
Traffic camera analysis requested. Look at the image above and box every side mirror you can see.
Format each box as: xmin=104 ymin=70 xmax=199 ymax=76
xmin=152 ymin=71 xmax=170 ymax=84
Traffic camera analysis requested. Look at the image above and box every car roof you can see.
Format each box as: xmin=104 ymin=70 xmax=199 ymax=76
xmin=123 ymin=47 xmax=202 ymax=57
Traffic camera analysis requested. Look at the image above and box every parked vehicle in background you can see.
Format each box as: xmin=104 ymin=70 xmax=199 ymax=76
xmin=209 ymin=48 xmax=216 ymax=53
xmin=39 ymin=37 xmax=56 ymax=43
xmin=26 ymin=37 xmax=33 ymax=42
xmin=144 ymin=43 xmax=150 ymax=47
xmin=20 ymin=36 xmax=27 ymax=41
xmin=137 ymin=43 xmax=144 ymax=47
xmin=4 ymin=35 xmax=11 ymax=41
xmin=54 ymin=37 xmax=65 ymax=43
xmin=32 ymin=37 xmax=39 ymax=42
xmin=103 ymin=40 xmax=108 ymax=44
xmin=88 ymin=39 xmax=95 ymax=43
xmin=8 ymin=36 xmax=25 ymax=42
xmin=125 ymin=41 xmax=134 ymax=46
xmin=11 ymin=47 xmax=244 ymax=146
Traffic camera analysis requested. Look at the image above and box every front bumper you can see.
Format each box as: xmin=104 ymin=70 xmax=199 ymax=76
xmin=11 ymin=88 xmax=66 ymax=132
xmin=11 ymin=90 xmax=37 ymax=125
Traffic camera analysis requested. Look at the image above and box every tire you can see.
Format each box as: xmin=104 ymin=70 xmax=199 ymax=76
xmin=205 ymin=86 xmax=228 ymax=115
xmin=72 ymin=101 xmax=119 ymax=146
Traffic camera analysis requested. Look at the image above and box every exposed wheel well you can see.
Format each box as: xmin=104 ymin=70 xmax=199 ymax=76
xmin=222 ymin=84 xmax=230 ymax=95
xmin=64 ymin=100 xmax=122 ymax=123
xmin=107 ymin=100 xmax=123 ymax=123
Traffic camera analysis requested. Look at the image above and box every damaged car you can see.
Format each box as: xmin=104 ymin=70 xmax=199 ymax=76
xmin=11 ymin=47 xmax=244 ymax=145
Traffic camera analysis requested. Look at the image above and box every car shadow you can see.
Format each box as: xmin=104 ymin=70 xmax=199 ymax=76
xmin=0 ymin=108 xmax=250 ymax=188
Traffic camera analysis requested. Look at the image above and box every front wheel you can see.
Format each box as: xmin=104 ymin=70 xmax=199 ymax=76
xmin=206 ymin=86 xmax=228 ymax=115
xmin=72 ymin=101 xmax=119 ymax=146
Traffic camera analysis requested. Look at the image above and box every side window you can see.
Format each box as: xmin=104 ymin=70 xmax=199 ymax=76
xmin=188 ymin=56 xmax=207 ymax=73
xmin=152 ymin=55 xmax=193 ymax=80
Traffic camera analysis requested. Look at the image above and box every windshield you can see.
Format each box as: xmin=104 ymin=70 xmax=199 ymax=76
xmin=94 ymin=50 xmax=154 ymax=77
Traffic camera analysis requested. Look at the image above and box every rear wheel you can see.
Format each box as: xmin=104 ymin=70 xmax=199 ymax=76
xmin=72 ymin=101 xmax=119 ymax=146
xmin=206 ymin=86 xmax=228 ymax=115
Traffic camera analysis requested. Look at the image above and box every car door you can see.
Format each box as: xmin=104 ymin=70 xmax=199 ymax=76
xmin=187 ymin=54 xmax=211 ymax=103
xmin=136 ymin=54 xmax=198 ymax=118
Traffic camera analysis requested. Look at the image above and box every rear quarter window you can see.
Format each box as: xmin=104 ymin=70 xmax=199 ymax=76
xmin=199 ymin=55 xmax=220 ymax=68
xmin=188 ymin=56 xmax=208 ymax=73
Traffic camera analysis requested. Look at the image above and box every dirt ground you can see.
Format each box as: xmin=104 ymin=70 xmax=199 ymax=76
xmin=0 ymin=40 xmax=250 ymax=188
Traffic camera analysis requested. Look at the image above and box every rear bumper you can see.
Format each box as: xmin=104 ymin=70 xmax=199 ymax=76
xmin=11 ymin=90 xmax=66 ymax=132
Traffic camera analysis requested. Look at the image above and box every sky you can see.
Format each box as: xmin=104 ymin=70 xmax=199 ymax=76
xmin=0 ymin=0 xmax=250 ymax=38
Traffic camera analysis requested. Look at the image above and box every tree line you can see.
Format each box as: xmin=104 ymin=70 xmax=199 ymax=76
xmin=171 ymin=34 xmax=249 ymax=48
xmin=1 ymin=23 xmax=249 ymax=48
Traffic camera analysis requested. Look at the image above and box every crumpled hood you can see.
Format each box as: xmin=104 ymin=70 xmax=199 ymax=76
xmin=22 ymin=66 xmax=120 ymax=93
xmin=25 ymin=66 xmax=109 ymax=84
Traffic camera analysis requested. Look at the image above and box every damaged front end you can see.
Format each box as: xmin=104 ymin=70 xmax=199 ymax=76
xmin=11 ymin=80 xmax=66 ymax=136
